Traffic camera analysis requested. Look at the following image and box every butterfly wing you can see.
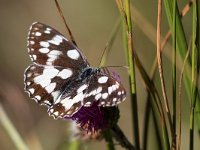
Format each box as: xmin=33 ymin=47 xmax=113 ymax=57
xmin=25 ymin=22 xmax=89 ymax=106
xmin=83 ymin=72 xmax=126 ymax=107
xmin=27 ymin=22 xmax=89 ymax=68
xmin=48 ymin=72 xmax=126 ymax=118
xmin=24 ymin=64 xmax=80 ymax=106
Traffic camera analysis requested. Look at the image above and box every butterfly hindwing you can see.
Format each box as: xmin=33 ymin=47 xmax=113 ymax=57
xmin=24 ymin=64 xmax=80 ymax=106
xmin=48 ymin=72 xmax=126 ymax=118
xmin=83 ymin=73 xmax=126 ymax=107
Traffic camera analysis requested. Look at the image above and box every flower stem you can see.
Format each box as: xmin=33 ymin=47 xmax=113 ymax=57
xmin=111 ymin=125 xmax=135 ymax=150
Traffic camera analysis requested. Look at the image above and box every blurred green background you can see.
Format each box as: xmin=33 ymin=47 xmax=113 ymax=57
xmin=0 ymin=0 xmax=199 ymax=150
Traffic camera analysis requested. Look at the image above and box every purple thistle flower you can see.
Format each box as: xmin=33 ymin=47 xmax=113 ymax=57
xmin=65 ymin=101 xmax=120 ymax=133
xmin=65 ymin=102 xmax=107 ymax=132
xmin=64 ymin=69 xmax=123 ymax=132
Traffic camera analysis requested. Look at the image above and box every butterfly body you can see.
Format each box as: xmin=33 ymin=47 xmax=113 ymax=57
xmin=24 ymin=22 xmax=126 ymax=119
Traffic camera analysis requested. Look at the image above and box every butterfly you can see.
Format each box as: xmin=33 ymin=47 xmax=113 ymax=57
xmin=24 ymin=22 xmax=126 ymax=119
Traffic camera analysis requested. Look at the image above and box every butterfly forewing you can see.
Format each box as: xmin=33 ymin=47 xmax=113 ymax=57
xmin=27 ymin=22 xmax=89 ymax=69
xmin=25 ymin=22 xmax=89 ymax=106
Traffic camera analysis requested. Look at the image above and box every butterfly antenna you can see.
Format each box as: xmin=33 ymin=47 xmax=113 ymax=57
xmin=54 ymin=0 xmax=77 ymax=46
xmin=98 ymin=18 xmax=121 ymax=67
xmin=100 ymin=65 xmax=128 ymax=75
xmin=98 ymin=44 xmax=109 ymax=67
xmin=100 ymin=65 xmax=129 ymax=70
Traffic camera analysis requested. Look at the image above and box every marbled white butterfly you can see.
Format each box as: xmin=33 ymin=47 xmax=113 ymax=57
xmin=24 ymin=22 xmax=126 ymax=119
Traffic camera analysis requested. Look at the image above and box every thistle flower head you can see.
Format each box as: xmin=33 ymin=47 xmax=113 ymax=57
xmin=66 ymin=102 xmax=107 ymax=132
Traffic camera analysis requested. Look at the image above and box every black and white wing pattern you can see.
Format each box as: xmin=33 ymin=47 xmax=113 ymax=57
xmin=24 ymin=22 xmax=89 ymax=106
xmin=24 ymin=22 xmax=126 ymax=119
xmin=48 ymin=72 xmax=126 ymax=118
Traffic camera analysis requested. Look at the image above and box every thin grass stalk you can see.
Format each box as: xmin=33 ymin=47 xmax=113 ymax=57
xmin=96 ymin=10 xmax=136 ymax=149
xmin=134 ymin=1 xmax=192 ymax=149
xmin=99 ymin=17 xmax=121 ymax=67
xmin=115 ymin=0 xmax=140 ymax=148
xmin=130 ymin=1 xmax=192 ymax=73
xmin=177 ymin=40 xmax=191 ymax=150
xmin=164 ymin=0 xmax=200 ymax=133
xmin=190 ymin=0 xmax=199 ymax=149
xmin=124 ymin=1 xmax=140 ymax=149
xmin=143 ymin=96 xmax=162 ymax=150
xmin=171 ymin=0 xmax=177 ymax=149
xmin=133 ymin=49 xmax=170 ymax=150
xmin=142 ymin=32 xmax=171 ymax=149
xmin=156 ymin=1 xmax=174 ymax=149
xmin=54 ymin=0 xmax=77 ymax=46
xmin=0 ymin=104 xmax=30 ymax=150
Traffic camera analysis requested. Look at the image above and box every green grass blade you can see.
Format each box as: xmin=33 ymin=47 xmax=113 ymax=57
xmin=163 ymin=0 xmax=200 ymax=132
xmin=0 ymin=104 xmax=30 ymax=150
xmin=172 ymin=0 xmax=177 ymax=148
xmin=190 ymin=0 xmax=199 ymax=149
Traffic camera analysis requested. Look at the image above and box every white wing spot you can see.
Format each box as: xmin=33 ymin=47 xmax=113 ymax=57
xmin=49 ymin=108 xmax=54 ymax=113
xmin=44 ymin=30 xmax=51 ymax=34
xmin=62 ymin=92 xmax=84 ymax=110
xmin=45 ymin=82 xmax=56 ymax=93
xmin=51 ymin=91 xmax=60 ymax=101
xmin=57 ymin=69 xmax=72 ymax=79
xmin=98 ymin=76 xmax=108 ymax=84
xmin=48 ymin=50 xmax=62 ymax=55
xmin=29 ymin=41 xmax=35 ymax=45
xmin=47 ymin=54 xmax=59 ymax=64
xmin=33 ymin=27 xmax=39 ymax=30
xmin=118 ymin=91 xmax=122 ymax=95
xmin=43 ymin=68 xmax=59 ymax=78
xmin=34 ymin=77 xmax=51 ymax=87
xmin=39 ymin=48 xmax=49 ymax=53
xmin=44 ymin=28 xmax=51 ymax=34
xmin=59 ymin=96 xmax=71 ymax=105
xmin=112 ymin=84 xmax=119 ymax=91
xmin=101 ymin=101 xmax=105 ymax=105
xmin=96 ymin=87 xmax=102 ymax=94
xmin=43 ymin=100 xmax=51 ymax=106
xmin=95 ymin=93 xmax=101 ymax=100
xmin=102 ymin=93 xmax=108 ymax=99
xmin=108 ymin=86 xmax=113 ymax=94
xmin=84 ymin=101 xmax=91 ymax=106
xmin=29 ymin=88 xmax=35 ymax=94
xmin=53 ymin=111 xmax=59 ymax=116
xmin=67 ymin=49 xmax=80 ymax=60
xmin=35 ymin=32 xmax=42 ymax=36
xmin=40 ymin=41 xmax=50 ymax=47
xmin=77 ymin=84 xmax=88 ymax=93
xmin=48 ymin=35 xmax=63 ymax=45
xmin=46 ymin=27 xmax=51 ymax=31
xmin=27 ymin=73 xmax=32 ymax=78
xmin=35 ymin=95 xmax=41 ymax=100
xmin=32 ymin=55 xmax=37 ymax=60
xmin=113 ymin=98 xmax=117 ymax=102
